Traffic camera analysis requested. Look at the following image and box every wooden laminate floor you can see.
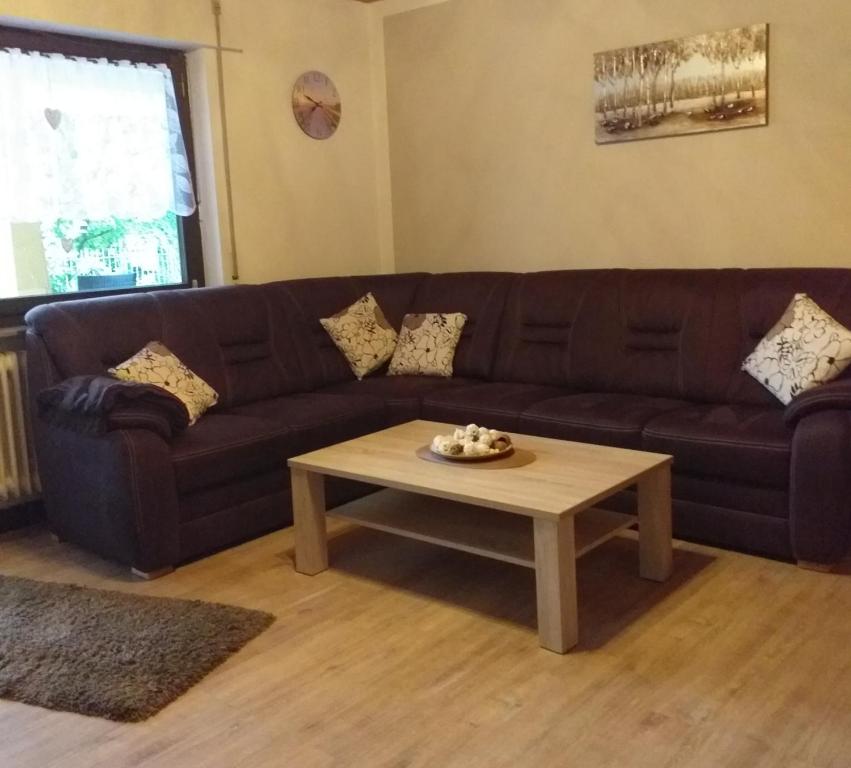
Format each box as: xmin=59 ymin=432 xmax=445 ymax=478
xmin=1 ymin=522 xmax=850 ymax=768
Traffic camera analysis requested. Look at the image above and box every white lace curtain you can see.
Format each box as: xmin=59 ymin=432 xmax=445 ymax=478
xmin=0 ymin=48 xmax=196 ymax=222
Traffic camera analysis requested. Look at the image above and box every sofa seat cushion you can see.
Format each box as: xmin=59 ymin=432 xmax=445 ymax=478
xmin=229 ymin=393 xmax=387 ymax=455
xmin=320 ymin=376 xmax=479 ymax=424
xmin=518 ymin=393 xmax=687 ymax=449
xmin=170 ymin=414 xmax=292 ymax=495
xmin=423 ymin=382 xmax=568 ymax=432
xmin=642 ymin=404 xmax=792 ymax=489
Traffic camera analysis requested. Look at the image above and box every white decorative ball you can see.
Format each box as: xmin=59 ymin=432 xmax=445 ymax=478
xmin=431 ymin=424 xmax=512 ymax=460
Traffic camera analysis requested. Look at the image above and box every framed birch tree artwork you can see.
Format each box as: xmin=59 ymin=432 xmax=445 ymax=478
xmin=594 ymin=24 xmax=768 ymax=144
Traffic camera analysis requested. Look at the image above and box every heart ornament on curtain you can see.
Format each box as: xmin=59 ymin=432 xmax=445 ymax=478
xmin=44 ymin=108 xmax=62 ymax=130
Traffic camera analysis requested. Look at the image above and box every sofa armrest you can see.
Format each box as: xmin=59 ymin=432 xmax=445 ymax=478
xmin=790 ymin=409 xmax=851 ymax=565
xmin=785 ymin=379 xmax=851 ymax=427
xmin=37 ymin=375 xmax=189 ymax=440
xmin=783 ymin=379 xmax=851 ymax=427
xmin=38 ymin=425 xmax=181 ymax=573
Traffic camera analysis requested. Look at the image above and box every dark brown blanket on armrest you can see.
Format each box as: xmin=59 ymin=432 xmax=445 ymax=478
xmin=37 ymin=375 xmax=189 ymax=440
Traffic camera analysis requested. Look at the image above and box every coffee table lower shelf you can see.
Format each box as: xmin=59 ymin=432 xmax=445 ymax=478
xmin=327 ymin=488 xmax=635 ymax=570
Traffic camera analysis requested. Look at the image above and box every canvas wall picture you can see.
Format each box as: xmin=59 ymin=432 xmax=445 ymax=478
xmin=594 ymin=24 xmax=768 ymax=144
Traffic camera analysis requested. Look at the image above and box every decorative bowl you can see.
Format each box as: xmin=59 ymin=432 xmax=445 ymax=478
xmin=428 ymin=424 xmax=514 ymax=462
xmin=428 ymin=442 xmax=515 ymax=462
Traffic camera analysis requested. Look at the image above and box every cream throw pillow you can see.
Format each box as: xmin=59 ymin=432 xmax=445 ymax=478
xmin=320 ymin=293 xmax=398 ymax=380
xmin=388 ymin=312 xmax=467 ymax=377
xmin=742 ymin=293 xmax=851 ymax=405
xmin=109 ymin=341 xmax=218 ymax=425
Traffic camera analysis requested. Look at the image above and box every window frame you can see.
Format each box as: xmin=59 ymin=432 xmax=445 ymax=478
xmin=0 ymin=24 xmax=204 ymax=325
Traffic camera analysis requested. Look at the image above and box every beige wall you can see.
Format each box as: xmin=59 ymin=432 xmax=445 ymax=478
xmin=367 ymin=0 xmax=452 ymax=275
xmin=384 ymin=0 xmax=851 ymax=274
xmin=1 ymin=0 xmax=215 ymax=44
xmin=219 ymin=0 xmax=385 ymax=282
xmin=2 ymin=0 xmax=386 ymax=285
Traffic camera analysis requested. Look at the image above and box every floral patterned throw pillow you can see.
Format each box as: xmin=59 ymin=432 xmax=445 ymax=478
xmin=742 ymin=293 xmax=851 ymax=405
xmin=320 ymin=293 xmax=399 ymax=380
xmin=109 ymin=341 xmax=218 ymax=426
xmin=388 ymin=312 xmax=467 ymax=378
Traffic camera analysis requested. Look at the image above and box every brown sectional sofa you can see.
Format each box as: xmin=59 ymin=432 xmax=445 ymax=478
xmin=25 ymin=269 xmax=851 ymax=575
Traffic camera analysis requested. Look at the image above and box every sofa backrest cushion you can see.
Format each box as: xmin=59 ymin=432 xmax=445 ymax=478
xmin=25 ymin=286 xmax=303 ymax=410
xmin=265 ymin=273 xmax=426 ymax=389
xmin=151 ymin=290 xmax=229 ymax=400
xmin=27 ymin=268 xmax=851 ymax=412
xmin=408 ymin=272 xmax=512 ymax=380
xmin=355 ymin=273 xmax=427 ymax=331
xmin=170 ymin=285 xmax=302 ymax=408
xmin=494 ymin=270 xmax=607 ymax=385
xmin=569 ymin=270 xmax=724 ymax=401
xmin=713 ymin=269 xmax=851 ymax=406
xmin=25 ymin=293 xmax=163 ymax=379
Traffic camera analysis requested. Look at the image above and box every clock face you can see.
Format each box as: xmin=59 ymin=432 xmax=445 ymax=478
xmin=292 ymin=71 xmax=342 ymax=140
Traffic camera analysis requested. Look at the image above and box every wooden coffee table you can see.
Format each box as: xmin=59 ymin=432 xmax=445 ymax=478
xmin=288 ymin=420 xmax=673 ymax=653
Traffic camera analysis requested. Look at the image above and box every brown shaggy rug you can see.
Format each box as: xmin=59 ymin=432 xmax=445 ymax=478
xmin=0 ymin=575 xmax=274 ymax=722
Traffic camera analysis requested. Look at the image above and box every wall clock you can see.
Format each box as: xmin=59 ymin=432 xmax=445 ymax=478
xmin=292 ymin=71 xmax=342 ymax=140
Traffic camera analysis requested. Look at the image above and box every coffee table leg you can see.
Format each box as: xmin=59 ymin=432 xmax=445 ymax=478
xmin=638 ymin=464 xmax=673 ymax=582
xmin=292 ymin=468 xmax=328 ymax=575
xmin=533 ymin=517 xmax=578 ymax=653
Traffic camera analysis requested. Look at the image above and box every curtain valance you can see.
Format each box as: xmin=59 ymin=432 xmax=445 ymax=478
xmin=0 ymin=48 xmax=196 ymax=221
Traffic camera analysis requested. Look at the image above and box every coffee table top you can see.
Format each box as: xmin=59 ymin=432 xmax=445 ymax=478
xmin=288 ymin=420 xmax=671 ymax=521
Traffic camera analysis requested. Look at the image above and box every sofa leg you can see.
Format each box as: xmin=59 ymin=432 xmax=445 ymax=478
xmin=797 ymin=560 xmax=834 ymax=573
xmin=131 ymin=566 xmax=175 ymax=580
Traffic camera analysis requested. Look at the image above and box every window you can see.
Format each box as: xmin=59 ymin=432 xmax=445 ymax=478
xmin=0 ymin=25 xmax=203 ymax=320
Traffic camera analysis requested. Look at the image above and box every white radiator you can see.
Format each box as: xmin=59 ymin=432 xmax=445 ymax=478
xmin=0 ymin=349 xmax=40 ymax=506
